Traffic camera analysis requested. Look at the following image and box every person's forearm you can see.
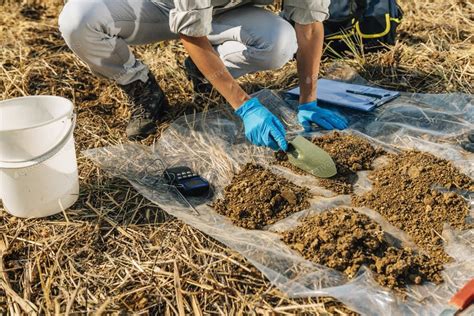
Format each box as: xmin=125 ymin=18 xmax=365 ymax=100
xmin=180 ymin=34 xmax=250 ymax=109
xmin=295 ymin=22 xmax=324 ymax=104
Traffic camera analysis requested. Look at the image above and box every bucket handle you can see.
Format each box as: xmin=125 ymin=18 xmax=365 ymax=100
xmin=0 ymin=114 xmax=77 ymax=167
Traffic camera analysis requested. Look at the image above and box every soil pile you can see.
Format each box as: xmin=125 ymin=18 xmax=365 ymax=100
xmin=282 ymin=208 xmax=443 ymax=290
xmin=312 ymin=132 xmax=384 ymax=194
xmin=353 ymin=151 xmax=474 ymax=264
xmin=211 ymin=164 xmax=311 ymax=229
xmin=275 ymin=132 xmax=383 ymax=194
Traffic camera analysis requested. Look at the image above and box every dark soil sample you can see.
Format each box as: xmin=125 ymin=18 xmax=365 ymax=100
xmin=352 ymin=151 xmax=474 ymax=265
xmin=211 ymin=164 xmax=311 ymax=229
xmin=282 ymin=208 xmax=443 ymax=290
xmin=274 ymin=132 xmax=383 ymax=194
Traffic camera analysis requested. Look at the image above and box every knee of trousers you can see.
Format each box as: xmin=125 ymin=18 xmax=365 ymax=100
xmin=251 ymin=22 xmax=298 ymax=71
xmin=58 ymin=0 xmax=104 ymax=50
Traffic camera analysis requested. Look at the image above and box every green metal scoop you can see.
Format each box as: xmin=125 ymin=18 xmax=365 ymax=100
xmin=287 ymin=136 xmax=337 ymax=178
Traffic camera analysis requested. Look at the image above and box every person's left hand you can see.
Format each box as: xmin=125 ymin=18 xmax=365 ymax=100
xmin=297 ymin=101 xmax=348 ymax=131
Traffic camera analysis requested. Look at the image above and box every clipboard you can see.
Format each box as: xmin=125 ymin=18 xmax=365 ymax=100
xmin=287 ymin=79 xmax=400 ymax=111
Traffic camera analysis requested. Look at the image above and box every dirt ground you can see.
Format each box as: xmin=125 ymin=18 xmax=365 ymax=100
xmin=353 ymin=151 xmax=474 ymax=265
xmin=275 ymin=132 xmax=384 ymax=194
xmin=1 ymin=0 xmax=473 ymax=314
xmin=282 ymin=208 xmax=443 ymax=290
xmin=211 ymin=164 xmax=311 ymax=229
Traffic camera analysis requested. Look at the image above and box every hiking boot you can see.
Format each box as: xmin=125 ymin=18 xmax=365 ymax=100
xmin=120 ymin=73 xmax=169 ymax=140
xmin=183 ymin=57 xmax=213 ymax=104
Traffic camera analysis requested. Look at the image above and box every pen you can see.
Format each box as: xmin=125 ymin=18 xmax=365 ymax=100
xmin=346 ymin=89 xmax=387 ymax=99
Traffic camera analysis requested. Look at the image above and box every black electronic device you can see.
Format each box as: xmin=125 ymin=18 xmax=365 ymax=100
xmin=163 ymin=166 xmax=210 ymax=196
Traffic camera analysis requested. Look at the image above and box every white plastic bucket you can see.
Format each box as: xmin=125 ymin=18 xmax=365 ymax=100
xmin=0 ymin=96 xmax=79 ymax=218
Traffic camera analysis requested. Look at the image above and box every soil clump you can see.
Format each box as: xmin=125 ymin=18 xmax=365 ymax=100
xmin=282 ymin=208 xmax=443 ymax=290
xmin=352 ymin=151 xmax=474 ymax=264
xmin=275 ymin=132 xmax=383 ymax=194
xmin=211 ymin=164 xmax=311 ymax=229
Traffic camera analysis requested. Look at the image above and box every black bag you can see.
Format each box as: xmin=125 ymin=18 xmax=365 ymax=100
xmin=324 ymin=0 xmax=403 ymax=54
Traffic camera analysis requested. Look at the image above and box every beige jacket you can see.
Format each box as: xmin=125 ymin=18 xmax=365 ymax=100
xmin=160 ymin=0 xmax=330 ymax=37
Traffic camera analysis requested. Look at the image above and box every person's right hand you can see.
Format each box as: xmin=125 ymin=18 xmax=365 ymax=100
xmin=235 ymin=98 xmax=288 ymax=151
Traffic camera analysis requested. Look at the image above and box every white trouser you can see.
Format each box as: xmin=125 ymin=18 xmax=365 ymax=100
xmin=58 ymin=0 xmax=298 ymax=85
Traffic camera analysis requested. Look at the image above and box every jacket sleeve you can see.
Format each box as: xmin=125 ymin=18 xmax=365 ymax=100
xmin=283 ymin=0 xmax=331 ymax=25
xmin=169 ymin=0 xmax=213 ymax=37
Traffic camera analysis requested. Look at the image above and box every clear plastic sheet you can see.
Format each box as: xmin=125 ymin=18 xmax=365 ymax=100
xmin=84 ymin=70 xmax=473 ymax=315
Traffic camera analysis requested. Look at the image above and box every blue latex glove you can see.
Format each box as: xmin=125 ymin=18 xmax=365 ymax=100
xmin=235 ymin=98 xmax=288 ymax=151
xmin=298 ymin=101 xmax=348 ymax=131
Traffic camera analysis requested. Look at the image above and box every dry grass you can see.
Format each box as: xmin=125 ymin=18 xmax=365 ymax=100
xmin=346 ymin=0 xmax=474 ymax=93
xmin=0 ymin=0 xmax=473 ymax=314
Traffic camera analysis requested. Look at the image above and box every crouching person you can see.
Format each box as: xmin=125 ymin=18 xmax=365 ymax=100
xmin=59 ymin=0 xmax=347 ymax=147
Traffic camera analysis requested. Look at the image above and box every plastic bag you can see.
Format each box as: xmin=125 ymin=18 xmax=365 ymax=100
xmin=84 ymin=74 xmax=473 ymax=315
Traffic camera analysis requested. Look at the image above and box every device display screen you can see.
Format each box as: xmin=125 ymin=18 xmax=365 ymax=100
xmin=183 ymin=178 xmax=207 ymax=187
